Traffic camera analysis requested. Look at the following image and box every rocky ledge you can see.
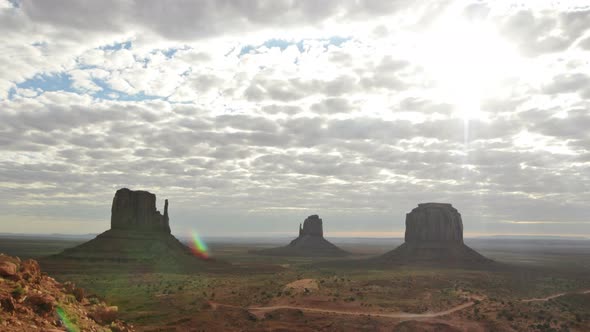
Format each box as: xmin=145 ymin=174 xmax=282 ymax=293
xmin=0 ymin=253 xmax=133 ymax=331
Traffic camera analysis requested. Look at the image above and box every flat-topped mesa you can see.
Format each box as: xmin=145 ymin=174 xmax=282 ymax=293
xmin=299 ymin=214 xmax=323 ymax=237
xmin=380 ymin=202 xmax=491 ymax=264
xmin=110 ymin=188 xmax=170 ymax=233
xmin=405 ymin=202 xmax=463 ymax=247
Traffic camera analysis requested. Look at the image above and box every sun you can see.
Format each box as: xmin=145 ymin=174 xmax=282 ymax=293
xmin=412 ymin=11 xmax=522 ymax=121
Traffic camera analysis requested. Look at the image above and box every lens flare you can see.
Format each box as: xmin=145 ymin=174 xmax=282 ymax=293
xmin=190 ymin=230 xmax=210 ymax=259
xmin=56 ymin=306 xmax=77 ymax=332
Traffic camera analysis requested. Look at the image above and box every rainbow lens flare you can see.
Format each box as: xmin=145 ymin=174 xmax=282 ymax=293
xmin=56 ymin=306 xmax=77 ymax=332
xmin=190 ymin=230 xmax=210 ymax=259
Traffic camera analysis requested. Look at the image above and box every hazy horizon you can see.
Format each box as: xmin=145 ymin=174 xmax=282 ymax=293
xmin=1 ymin=229 xmax=589 ymax=240
xmin=1 ymin=1 xmax=590 ymax=238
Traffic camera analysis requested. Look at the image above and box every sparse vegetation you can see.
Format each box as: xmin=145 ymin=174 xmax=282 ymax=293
xmin=0 ymin=236 xmax=588 ymax=331
xmin=11 ymin=285 xmax=25 ymax=298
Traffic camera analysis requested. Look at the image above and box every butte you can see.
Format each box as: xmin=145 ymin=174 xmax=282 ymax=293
xmin=380 ymin=203 xmax=491 ymax=264
xmin=255 ymin=215 xmax=349 ymax=257
xmin=47 ymin=188 xmax=216 ymax=270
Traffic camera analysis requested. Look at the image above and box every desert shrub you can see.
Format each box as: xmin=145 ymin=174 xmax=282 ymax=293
xmin=73 ymin=287 xmax=85 ymax=302
xmin=11 ymin=285 xmax=25 ymax=298
xmin=65 ymin=294 xmax=77 ymax=304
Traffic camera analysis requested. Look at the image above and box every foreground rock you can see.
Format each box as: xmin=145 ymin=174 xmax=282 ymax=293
xmin=254 ymin=215 xmax=349 ymax=257
xmin=48 ymin=188 xmax=221 ymax=271
xmin=0 ymin=254 xmax=133 ymax=331
xmin=380 ymin=203 xmax=491 ymax=264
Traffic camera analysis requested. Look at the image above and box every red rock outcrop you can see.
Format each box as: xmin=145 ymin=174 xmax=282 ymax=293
xmin=111 ymin=188 xmax=170 ymax=233
xmin=405 ymin=203 xmax=463 ymax=247
xmin=298 ymin=214 xmax=323 ymax=237
xmin=381 ymin=203 xmax=490 ymax=264
xmin=0 ymin=260 xmax=17 ymax=278
xmin=0 ymin=254 xmax=133 ymax=331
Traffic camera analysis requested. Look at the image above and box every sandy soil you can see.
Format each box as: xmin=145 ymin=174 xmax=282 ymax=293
xmin=211 ymin=288 xmax=587 ymax=323
xmin=284 ymin=278 xmax=319 ymax=293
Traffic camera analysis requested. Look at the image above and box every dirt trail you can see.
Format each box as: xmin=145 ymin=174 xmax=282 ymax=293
xmin=521 ymin=289 xmax=590 ymax=303
xmin=210 ymin=289 xmax=589 ymax=320
xmin=247 ymin=301 xmax=475 ymax=319
xmin=210 ymin=299 xmax=477 ymax=319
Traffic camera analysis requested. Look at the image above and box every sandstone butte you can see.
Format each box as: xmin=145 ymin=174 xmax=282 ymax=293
xmin=52 ymin=188 xmax=218 ymax=269
xmin=255 ymin=215 xmax=349 ymax=257
xmin=380 ymin=203 xmax=491 ymax=264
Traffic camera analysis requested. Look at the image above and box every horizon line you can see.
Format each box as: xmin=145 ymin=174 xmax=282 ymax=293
xmin=0 ymin=231 xmax=588 ymax=240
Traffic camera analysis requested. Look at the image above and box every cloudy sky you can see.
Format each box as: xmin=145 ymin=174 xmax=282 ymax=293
xmin=1 ymin=0 xmax=589 ymax=238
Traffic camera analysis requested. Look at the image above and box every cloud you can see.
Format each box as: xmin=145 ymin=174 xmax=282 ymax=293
xmin=0 ymin=1 xmax=589 ymax=236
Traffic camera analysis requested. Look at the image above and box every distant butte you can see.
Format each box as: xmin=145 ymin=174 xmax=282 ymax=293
xmin=254 ymin=215 xmax=349 ymax=257
xmin=51 ymin=188 xmax=214 ymax=269
xmin=110 ymin=188 xmax=171 ymax=233
xmin=380 ymin=203 xmax=491 ymax=264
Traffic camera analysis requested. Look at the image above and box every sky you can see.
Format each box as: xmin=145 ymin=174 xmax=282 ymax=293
xmin=1 ymin=0 xmax=589 ymax=238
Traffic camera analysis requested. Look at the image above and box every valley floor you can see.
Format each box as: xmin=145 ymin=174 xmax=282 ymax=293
xmin=1 ymin=236 xmax=590 ymax=331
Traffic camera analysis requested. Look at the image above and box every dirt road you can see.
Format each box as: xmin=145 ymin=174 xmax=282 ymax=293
xmin=211 ymin=289 xmax=589 ymax=319
xmin=247 ymin=301 xmax=475 ymax=319
xmin=521 ymin=289 xmax=590 ymax=303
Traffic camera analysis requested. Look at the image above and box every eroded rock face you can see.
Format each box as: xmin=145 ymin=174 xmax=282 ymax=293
xmin=0 ymin=261 xmax=17 ymax=278
xmin=0 ymin=254 xmax=134 ymax=331
xmin=380 ymin=203 xmax=491 ymax=264
xmin=111 ymin=188 xmax=170 ymax=233
xmin=405 ymin=203 xmax=463 ymax=247
xmin=299 ymin=215 xmax=323 ymax=237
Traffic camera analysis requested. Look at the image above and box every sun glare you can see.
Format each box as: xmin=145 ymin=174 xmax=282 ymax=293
xmin=413 ymin=13 xmax=522 ymax=121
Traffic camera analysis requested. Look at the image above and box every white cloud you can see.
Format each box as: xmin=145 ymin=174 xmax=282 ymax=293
xmin=0 ymin=1 xmax=589 ymax=236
